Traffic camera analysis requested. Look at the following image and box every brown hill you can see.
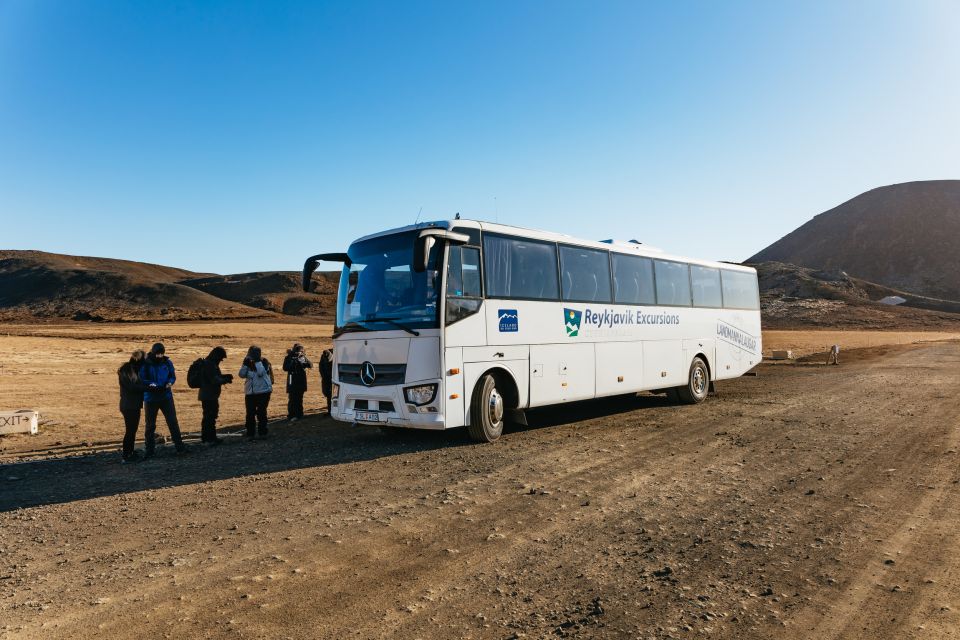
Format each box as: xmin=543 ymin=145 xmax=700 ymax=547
xmin=0 ymin=250 xmax=269 ymax=322
xmin=749 ymin=180 xmax=960 ymax=301
xmin=182 ymin=271 xmax=339 ymax=318
xmin=0 ymin=250 xmax=339 ymax=323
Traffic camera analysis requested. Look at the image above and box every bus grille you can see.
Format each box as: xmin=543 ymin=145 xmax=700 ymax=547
xmin=338 ymin=363 xmax=407 ymax=387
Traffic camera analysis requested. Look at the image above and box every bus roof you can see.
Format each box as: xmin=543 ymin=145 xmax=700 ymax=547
xmin=351 ymin=219 xmax=756 ymax=274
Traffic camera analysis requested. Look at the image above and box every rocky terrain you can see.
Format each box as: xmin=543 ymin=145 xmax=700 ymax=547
xmin=752 ymin=261 xmax=960 ymax=329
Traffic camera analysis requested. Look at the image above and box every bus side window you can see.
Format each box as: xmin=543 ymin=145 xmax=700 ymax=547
xmin=721 ymin=270 xmax=760 ymax=309
xmin=446 ymin=246 xmax=464 ymax=297
xmin=461 ymin=247 xmax=482 ymax=296
xmin=654 ymin=260 xmax=692 ymax=306
xmin=483 ymin=234 xmax=559 ymax=300
xmin=559 ymin=245 xmax=612 ymax=303
xmin=446 ymin=246 xmax=483 ymax=325
xmin=611 ymin=254 xmax=655 ymax=305
xmin=691 ymin=265 xmax=722 ymax=308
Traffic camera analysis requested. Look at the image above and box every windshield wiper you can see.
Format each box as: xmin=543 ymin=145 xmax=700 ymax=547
xmin=367 ymin=317 xmax=420 ymax=336
xmin=333 ymin=322 xmax=373 ymax=338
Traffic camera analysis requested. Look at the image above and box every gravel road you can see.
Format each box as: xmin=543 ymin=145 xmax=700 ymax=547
xmin=2 ymin=341 xmax=959 ymax=639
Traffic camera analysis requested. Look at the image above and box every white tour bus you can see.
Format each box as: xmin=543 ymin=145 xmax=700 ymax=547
xmin=303 ymin=219 xmax=761 ymax=442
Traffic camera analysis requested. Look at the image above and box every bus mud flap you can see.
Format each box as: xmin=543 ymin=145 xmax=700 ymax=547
xmin=506 ymin=408 xmax=528 ymax=426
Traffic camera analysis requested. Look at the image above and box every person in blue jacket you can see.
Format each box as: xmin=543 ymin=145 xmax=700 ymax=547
xmin=139 ymin=342 xmax=187 ymax=456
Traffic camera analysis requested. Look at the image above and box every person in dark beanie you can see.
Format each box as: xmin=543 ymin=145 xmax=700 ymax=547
xmin=118 ymin=349 xmax=147 ymax=463
xmin=319 ymin=349 xmax=334 ymax=411
xmin=239 ymin=345 xmax=273 ymax=440
xmin=199 ymin=346 xmax=233 ymax=445
xmin=139 ymin=342 xmax=187 ymax=456
xmin=282 ymin=343 xmax=312 ymax=421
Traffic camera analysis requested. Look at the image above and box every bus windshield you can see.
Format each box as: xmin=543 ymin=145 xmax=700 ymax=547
xmin=337 ymin=230 xmax=442 ymax=332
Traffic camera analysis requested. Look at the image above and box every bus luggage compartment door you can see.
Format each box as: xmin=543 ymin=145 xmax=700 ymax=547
xmin=595 ymin=342 xmax=643 ymax=397
xmin=642 ymin=340 xmax=684 ymax=388
xmin=529 ymin=344 xmax=595 ymax=406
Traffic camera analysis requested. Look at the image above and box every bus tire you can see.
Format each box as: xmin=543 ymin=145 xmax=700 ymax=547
xmin=468 ymin=374 xmax=504 ymax=443
xmin=676 ymin=356 xmax=709 ymax=405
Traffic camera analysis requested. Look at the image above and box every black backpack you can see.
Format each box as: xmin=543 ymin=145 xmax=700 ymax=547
xmin=187 ymin=358 xmax=204 ymax=389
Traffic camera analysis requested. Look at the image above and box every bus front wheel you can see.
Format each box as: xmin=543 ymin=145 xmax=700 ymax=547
xmin=675 ymin=357 xmax=709 ymax=405
xmin=468 ymin=374 xmax=504 ymax=443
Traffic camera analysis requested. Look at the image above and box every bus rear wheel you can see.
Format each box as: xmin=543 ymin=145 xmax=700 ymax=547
xmin=675 ymin=357 xmax=709 ymax=405
xmin=468 ymin=374 xmax=504 ymax=443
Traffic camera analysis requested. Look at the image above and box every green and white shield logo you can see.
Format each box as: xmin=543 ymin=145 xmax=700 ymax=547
xmin=564 ymin=308 xmax=582 ymax=337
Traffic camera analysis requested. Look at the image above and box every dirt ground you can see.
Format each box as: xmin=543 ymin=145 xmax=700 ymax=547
xmin=2 ymin=324 xmax=960 ymax=639
xmin=0 ymin=322 xmax=335 ymax=460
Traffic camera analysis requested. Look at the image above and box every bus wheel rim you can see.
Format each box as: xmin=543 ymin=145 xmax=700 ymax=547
xmin=488 ymin=388 xmax=504 ymax=424
xmin=693 ymin=367 xmax=706 ymax=395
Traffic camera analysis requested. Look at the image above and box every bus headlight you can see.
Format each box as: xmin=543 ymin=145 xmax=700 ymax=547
xmin=403 ymin=383 xmax=437 ymax=406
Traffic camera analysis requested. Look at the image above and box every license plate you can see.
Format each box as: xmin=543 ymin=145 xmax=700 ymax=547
xmin=355 ymin=410 xmax=380 ymax=423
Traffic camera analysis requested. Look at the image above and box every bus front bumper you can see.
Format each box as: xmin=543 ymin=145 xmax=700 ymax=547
xmin=329 ymin=380 xmax=446 ymax=430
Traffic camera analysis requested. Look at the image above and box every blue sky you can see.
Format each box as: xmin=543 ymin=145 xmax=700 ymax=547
xmin=1 ymin=1 xmax=958 ymax=274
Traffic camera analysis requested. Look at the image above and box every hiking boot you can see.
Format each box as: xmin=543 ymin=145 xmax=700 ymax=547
xmin=121 ymin=451 xmax=142 ymax=464
xmin=175 ymin=444 xmax=189 ymax=454
xmin=208 ymin=437 xmax=224 ymax=446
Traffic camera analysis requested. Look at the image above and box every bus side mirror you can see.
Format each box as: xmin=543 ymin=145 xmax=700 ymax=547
xmin=413 ymin=236 xmax=436 ymax=273
xmin=413 ymin=229 xmax=470 ymax=273
xmin=302 ymin=253 xmax=351 ymax=292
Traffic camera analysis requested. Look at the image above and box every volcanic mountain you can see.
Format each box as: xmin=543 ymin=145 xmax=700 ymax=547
xmin=0 ymin=250 xmax=338 ymax=322
xmin=749 ymin=180 xmax=960 ymax=301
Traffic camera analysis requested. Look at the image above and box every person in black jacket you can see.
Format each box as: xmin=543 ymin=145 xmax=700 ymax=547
xmin=199 ymin=346 xmax=233 ymax=444
xmin=282 ymin=343 xmax=312 ymax=421
xmin=118 ymin=350 xmax=147 ymax=463
xmin=319 ymin=349 xmax=333 ymax=411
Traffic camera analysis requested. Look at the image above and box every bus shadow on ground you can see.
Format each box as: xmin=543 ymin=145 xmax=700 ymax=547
xmin=2 ymin=394 xmax=678 ymax=512
xmin=0 ymin=414 xmax=470 ymax=512
xmin=517 ymin=392 xmax=675 ymax=432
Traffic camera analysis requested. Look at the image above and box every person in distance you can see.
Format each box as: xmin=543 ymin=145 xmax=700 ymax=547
xmin=118 ymin=349 xmax=147 ymax=463
xmin=139 ymin=342 xmax=187 ymax=457
xmin=198 ymin=346 xmax=233 ymax=445
xmin=282 ymin=343 xmax=312 ymax=422
xmin=239 ymin=345 xmax=273 ymax=440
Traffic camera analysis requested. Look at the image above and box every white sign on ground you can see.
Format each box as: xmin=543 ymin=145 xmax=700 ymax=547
xmin=0 ymin=410 xmax=39 ymax=435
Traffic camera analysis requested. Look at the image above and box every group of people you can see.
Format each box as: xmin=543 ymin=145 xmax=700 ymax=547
xmin=117 ymin=341 xmax=331 ymax=463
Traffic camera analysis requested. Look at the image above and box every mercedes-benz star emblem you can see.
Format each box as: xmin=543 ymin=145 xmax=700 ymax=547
xmin=359 ymin=361 xmax=377 ymax=386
